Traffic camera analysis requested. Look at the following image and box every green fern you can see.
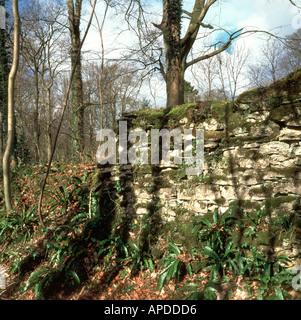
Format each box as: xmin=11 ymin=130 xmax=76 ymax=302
xmin=158 ymin=242 xmax=192 ymax=291
xmin=24 ymin=266 xmax=57 ymax=299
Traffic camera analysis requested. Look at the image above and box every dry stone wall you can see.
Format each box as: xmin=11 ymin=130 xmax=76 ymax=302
xmin=93 ymin=69 xmax=301 ymax=264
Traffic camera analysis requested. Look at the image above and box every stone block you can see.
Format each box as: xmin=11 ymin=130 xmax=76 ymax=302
xmin=279 ymin=128 xmax=301 ymax=141
xmin=259 ymin=141 xmax=290 ymax=156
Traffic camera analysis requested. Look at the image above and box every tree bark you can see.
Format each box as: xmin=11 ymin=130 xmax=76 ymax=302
xmin=154 ymin=0 xmax=241 ymax=107
xmin=67 ymin=0 xmax=84 ymax=156
xmin=161 ymin=0 xmax=182 ymax=107
xmin=3 ymin=0 xmax=20 ymax=211
xmin=0 ymin=111 xmax=3 ymax=162
xmin=33 ymin=65 xmax=40 ymax=161
xmin=94 ymin=1 xmax=109 ymax=134
xmin=46 ymin=87 xmax=52 ymax=163
xmin=0 ymin=1 xmax=8 ymax=165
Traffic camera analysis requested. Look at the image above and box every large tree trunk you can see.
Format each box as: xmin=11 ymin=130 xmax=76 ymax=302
xmin=166 ymin=59 xmax=182 ymax=107
xmin=162 ymin=0 xmax=182 ymax=107
xmin=67 ymin=0 xmax=84 ymax=156
xmin=154 ymin=0 xmax=235 ymax=107
xmin=3 ymin=0 xmax=20 ymax=211
xmin=158 ymin=0 xmax=200 ymax=107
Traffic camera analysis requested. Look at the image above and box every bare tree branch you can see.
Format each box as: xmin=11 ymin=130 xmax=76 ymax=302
xmin=181 ymin=0 xmax=217 ymax=47
xmin=92 ymin=0 xmax=109 ymax=135
xmin=289 ymin=0 xmax=301 ymax=9
xmin=186 ymin=28 xmax=243 ymax=69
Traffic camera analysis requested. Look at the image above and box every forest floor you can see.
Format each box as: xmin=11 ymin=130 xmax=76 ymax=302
xmin=0 ymin=161 xmax=300 ymax=301
xmin=0 ymin=161 xmax=180 ymax=300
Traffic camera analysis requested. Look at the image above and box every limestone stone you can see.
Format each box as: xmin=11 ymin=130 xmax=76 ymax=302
xmin=239 ymin=175 xmax=258 ymax=186
xmin=166 ymin=199 xmax=178 ymax=208
xmin=277 ymin=182 xmax=301 ymax=195
xmin=269 ymin=155 xmax=295 ymax=167
xmin=236 ymin=158 xmax=269 ymax=169
xmin=135 ymin=190 xmax=151 ymax=200
xmin=177 ymin=190 xmax=192 ymax=201
xmin=194 ymin=185 xmax=221 ymax=201
xmin=179 ymin=117 xmax=188 ymax=125
xmin=161 ymin=206 xmax=176 ymax=218
xmin=220 ymin=186 xmax=237 ymax=200
xmin=180 ymin=200 xmax=207 ymax=214
xmin=262 ymin=171 xmax=283 ymax=181
xmin=238 ymin=103 xmax=249 ymax=110
xmin=279 ymin=128 xmax=301 ymax=140
xmin=187 ymin=200 xmax=207 ymax=213
xmin=249 ymin=121 xmax=280 ymax=137
xmin=270 ymin=201 xmax=296 ymax=218
xmin=245 ymin=111 xmax=269 ymax=122
xmin=286 ymin=119 xmax=301 ymax=126
xmin=232 ymin=127 xmax=248 ymax=136
xmin=157 ymin=188 xmax=177 ymax=199
xmin=214 ymin=179 xmax=236 ymax=186
xmin=232 ymin=158 xmax=253 ymax=169
xmin=292 ymin=247 xmax=300 ymax=257
xmin=220 ymin=207 xmax=229 ymax=214
xmin=293 ymin=146 xmax=301 ymax=156
xmin=207 ymin=204 xmax=219 ymax=213
xmin=136 ymin=207 xmax=148 ymax=215
xmin=243 ymin=142 xmax=261 ymax=149
xmin=110 ymin=176 xmax=120 ymax=181
xmin=203 ymin=118 xmax=222 ymax=131
xmin=223 ymin=148 xmax=239 ymax=159
xmin=204 ymin=141 xmax=219 ymax=148
xmin=259 ymin=141 xmax=290 ymax=156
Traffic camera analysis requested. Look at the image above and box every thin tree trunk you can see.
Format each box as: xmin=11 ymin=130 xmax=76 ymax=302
xmin=67 ymin=0 xmax=84 ymax=156
xmin=3 ymin=0 xmax=20 ymax=212
xmin=94 ymin=0 xmax=109 ymax=133
xmin=208 ymin=66 xmax=212 ymax=100
xmin=0 ymin=110 xmax=3 ymax=162
xmin=0 ymin=4 xmax=8 ymax=165
xmin=89 ymin=106 xmax=93 ymax=148
xmin=46 ymin=87 xmax=52 ymax=163
xmin=112 ymin=101 xmax=116 ymax=128
xmin=33 ymin=66 xmax=40 ymax=161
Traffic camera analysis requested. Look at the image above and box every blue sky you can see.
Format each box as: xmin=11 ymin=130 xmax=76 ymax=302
xmin=186 ymin=0 xmax=297 ymax=35
xmin=84 ymin=0 xmax=300 ymax=56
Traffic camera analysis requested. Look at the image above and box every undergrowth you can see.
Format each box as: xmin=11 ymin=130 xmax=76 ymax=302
xmin=0 ymin=163 xmax=300 ymax=300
